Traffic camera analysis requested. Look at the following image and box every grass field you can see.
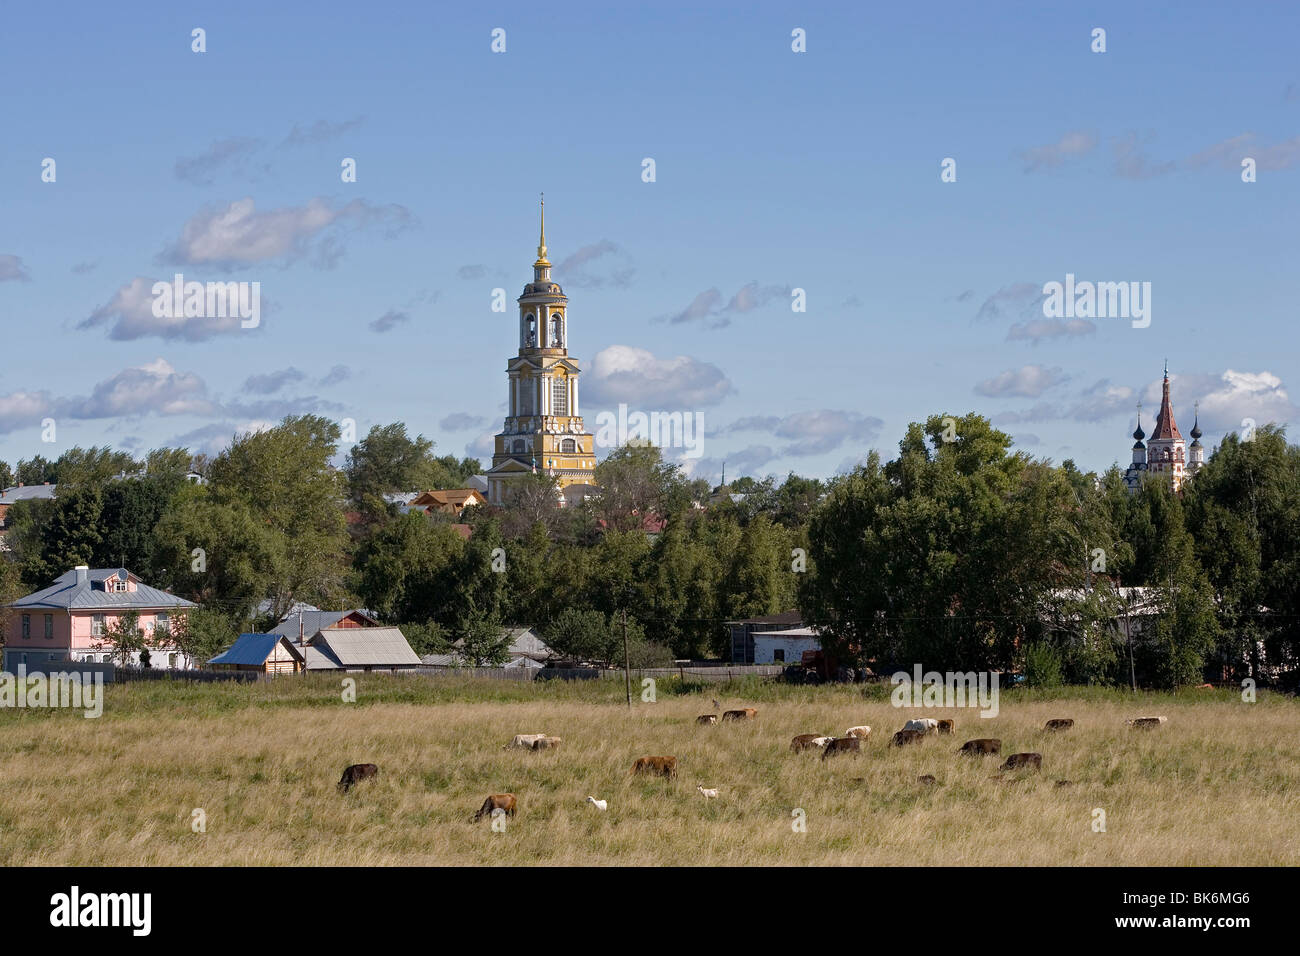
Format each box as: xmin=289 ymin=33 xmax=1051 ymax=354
xmin=2 ymin=674 xmax=1298 ymax=866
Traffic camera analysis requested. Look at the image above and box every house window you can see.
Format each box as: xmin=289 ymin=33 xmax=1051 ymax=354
xmin=21 ymin=614 xmax=30 ymax=639
xmin=561 ymin=438 xmax=576 ymax=453
xmin=154 ymin=612 xmax=170 ymax=636
xmin=92 ymin=614 xmax=105 ymax=637
xmin=772 ymin=648 xmax=785 ymax=662
xmin=168 ymin=653 xmax=178 ymax=669
xmin=551 ymin=378 xmax=569 ymax=416
xmin=110 ymin=578 xmax=128 ymax=593
xmin=44 ymin=614 xmax=53 ymax=639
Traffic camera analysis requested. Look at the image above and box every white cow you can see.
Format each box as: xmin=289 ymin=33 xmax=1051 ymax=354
xmin=811 ymin=736 xmax=835 ymax=748
xmin=903 ymin=718 xmax=939 ymax=734
xmin=506 ymin=734 xmax=548 ymax=749
xmin=845 ymin=726 xmax=872 ymax=739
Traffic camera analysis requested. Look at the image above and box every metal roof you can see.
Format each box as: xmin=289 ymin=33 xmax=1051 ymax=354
xmin=8 ymin=568 xmax=197 ymax=611
xmin=0 ymin=484 xmax=57 ymax=505
xmin=268 ymin=608 xmax=379 ymax=638
xmin=309 ymin=626 xmax=421 ymax=667
xmin=209 ymin=633 xmax=304 ymax=666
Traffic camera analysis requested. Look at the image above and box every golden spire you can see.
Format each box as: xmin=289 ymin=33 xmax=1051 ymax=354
xmin=536 ymin=192 xmax=549 ymax=264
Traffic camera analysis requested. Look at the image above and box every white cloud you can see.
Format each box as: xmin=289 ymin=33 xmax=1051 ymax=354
xmin=63 ymin=359 xmax=217 ymax=420
xmin=1019 ymin=130 xmax=1097 ymax=172
xmin=583 ymin=346 xmax=734 ymax=408
xmin=975 ymin=365 xmax=1069 ymax=398
xmin=1007 ymin=317 xmax=1096 ymax=343
xmin=78 ymin=276 xmax=248 ymax=341
xmin=0 ymin=254 xmax=31 ymax=282
xmin=159 ymin=197 xmax=414 ymax=269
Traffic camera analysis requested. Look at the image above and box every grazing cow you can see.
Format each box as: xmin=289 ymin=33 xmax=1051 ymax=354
xmin=917 ymin=774 xmax=938 ymax=786
xmin=1128 ymin=716 xmax=1168 ymax=728
xmin=845 ymin=725 xmax=872 ymax=739
xmin=999 ymin=752 xmax=1043 ymax=772
xmin=790 ymin=733 xmax=825 ymax=752
xmin=337 ymin=763 xmax=379 ymax=793
xmin=821 ymin=736 xmax=861 ymax=759
xmin=1045 ymin=718 xmax=1074 ymax=731
xmin=696 ymin=714 xmax=718 ymax=725
xmin=903 ymin=718 xmax=939 ymax=735
xmin=721 ymin=708 xmax=758 ymax=722
xmin=958 ymin=738 xmax=1002 ymax=756
xmin=937 ymin=719 xmax=955 ymax=735
xmin=506 ymin=734 xmax=548 ymax=749
xmin=531 ymin=736 xmax=562 ymax=750
xmin=632 ymin=756 xmax=678 ymax=778
xmin=1054 ymin=780 xmax=1073 ymax=788
xmin=891 ymin=729 xmax=926 ymax=747
xmin=472 ymin=793 xmax=517 ymax=822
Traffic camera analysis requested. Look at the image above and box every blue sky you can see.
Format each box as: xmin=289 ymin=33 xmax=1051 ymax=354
xmin=1 ymin=0 xmax=1297 ymax=482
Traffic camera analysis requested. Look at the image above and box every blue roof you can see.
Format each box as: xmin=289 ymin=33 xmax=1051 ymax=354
xmin=209 ymin=633 xmax=300 ymax=666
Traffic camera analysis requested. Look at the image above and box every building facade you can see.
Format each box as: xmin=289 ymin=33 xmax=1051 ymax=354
xmin=1123 ymin=364 xmax=1205 ymax=494
xmin=485 ymin=200 xmax=597 ymax=504
xmin=2 ymin=566 xmax=197 ymax=671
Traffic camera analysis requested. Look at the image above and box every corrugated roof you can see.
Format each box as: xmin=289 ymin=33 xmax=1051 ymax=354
xmin=310 ymin=626 xmax=421 ymax=667
xmin=8 ymin=568 xmax=197 ymax=611
xmin=209 ymin=633 xmax=304 ymax=666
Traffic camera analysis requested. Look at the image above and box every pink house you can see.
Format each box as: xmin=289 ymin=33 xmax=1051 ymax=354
xmin=2 ymin=566 xmax=197 ymax=671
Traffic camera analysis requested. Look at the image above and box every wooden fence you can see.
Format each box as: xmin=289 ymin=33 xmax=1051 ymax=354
xmin=402 ymin=664 xmax=784 ymax=682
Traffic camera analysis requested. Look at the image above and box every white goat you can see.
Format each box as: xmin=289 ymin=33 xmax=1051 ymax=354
xmin=697 ymin=785 xmax=720 ymax=799
xmin=586 ymin=795 xmax=608 ymax=811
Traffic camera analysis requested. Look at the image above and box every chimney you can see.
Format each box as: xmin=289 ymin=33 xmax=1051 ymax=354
xmin=75 ymin=565 xmax=89 ymax=585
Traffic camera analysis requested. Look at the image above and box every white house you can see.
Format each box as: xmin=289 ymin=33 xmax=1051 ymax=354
xmin=751 ymin=626 xmax=821 ymax=665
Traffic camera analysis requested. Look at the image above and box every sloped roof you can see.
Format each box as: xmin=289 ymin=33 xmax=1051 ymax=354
xmin=209 ymin=633 xmax=304 ymax=666
xmin=725 ymin=610 xmax=802 ymax=627
xmin=8 ymin=568 xmax=197 ymax=611
xmin=0 ymin=484 xmax=57 ymax=505
xmin=504 ymin=625 xmax=552 ymax=661
xmin=753 ymin=626 xmax=820 ymax=639
xmin=268 ymin=608 xmax=379 ymax=638
xmin=309 ymin=626 xmax=421 ymax=667
xmin=411 ymin=488 xmax=484 ymax=507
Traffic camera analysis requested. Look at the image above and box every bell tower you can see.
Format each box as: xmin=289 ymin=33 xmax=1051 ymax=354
xmin=486 ymin=198 xmax=597 ymax=505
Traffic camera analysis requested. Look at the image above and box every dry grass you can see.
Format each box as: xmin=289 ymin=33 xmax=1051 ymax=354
xmin=1 ymin=676 xmax=1298 ymax=865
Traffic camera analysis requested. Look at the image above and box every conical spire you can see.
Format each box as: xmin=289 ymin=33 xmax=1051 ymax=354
xmin=536 ymin=193 xmax=549 ymax=265
xmin=1150 ymin=363 xmax=1182 ymax=441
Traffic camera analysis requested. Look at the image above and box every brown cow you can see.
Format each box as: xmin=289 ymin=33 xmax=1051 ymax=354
xmin=337 ymin=763 xmax=379 ymax=793
xmin=958 ymin=738 xmax=1002 ymax=756
xmin=531 ymin=736 xmax=563 ymax=750
xmin=917 ymin=774 xmax=939 ymax=786
xmin=821 ymin=736 xmax=861 ymax=759
xmin=999 ymin=752 xmax=1042 ymax=772
xmin=790 ymin=733 xmax=825 ymax=752
xmin=696 ymin=714 xmax=718 ymax=725
xmin=891 ymin=729 xmax=926 ymax=747
xmin=936 ymin=719 xmax=955 ymax=735
xmin=472 ymin=793 xmax=517 ymax=822
xmin=1054 ymin=780 xmax=1073 ymax=788
xmin=631 ymin=756 xmax=678 ymax=778
xmin=1045 ymin=718 xmax=1074 ymax=731
xmin=721 ymin=708 xmax=757 ymax=722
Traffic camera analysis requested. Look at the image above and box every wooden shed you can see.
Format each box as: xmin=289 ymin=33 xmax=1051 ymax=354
xmin=209 ymin=633 xmax=305 ymax=674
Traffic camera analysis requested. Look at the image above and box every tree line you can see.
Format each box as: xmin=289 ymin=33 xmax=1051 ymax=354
xmin=1 ymin=412 xmax=1297 ymax=686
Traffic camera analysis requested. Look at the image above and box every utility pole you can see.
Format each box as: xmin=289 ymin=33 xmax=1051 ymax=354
xmin=621 ymin=606 xmax=632 ymax=706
